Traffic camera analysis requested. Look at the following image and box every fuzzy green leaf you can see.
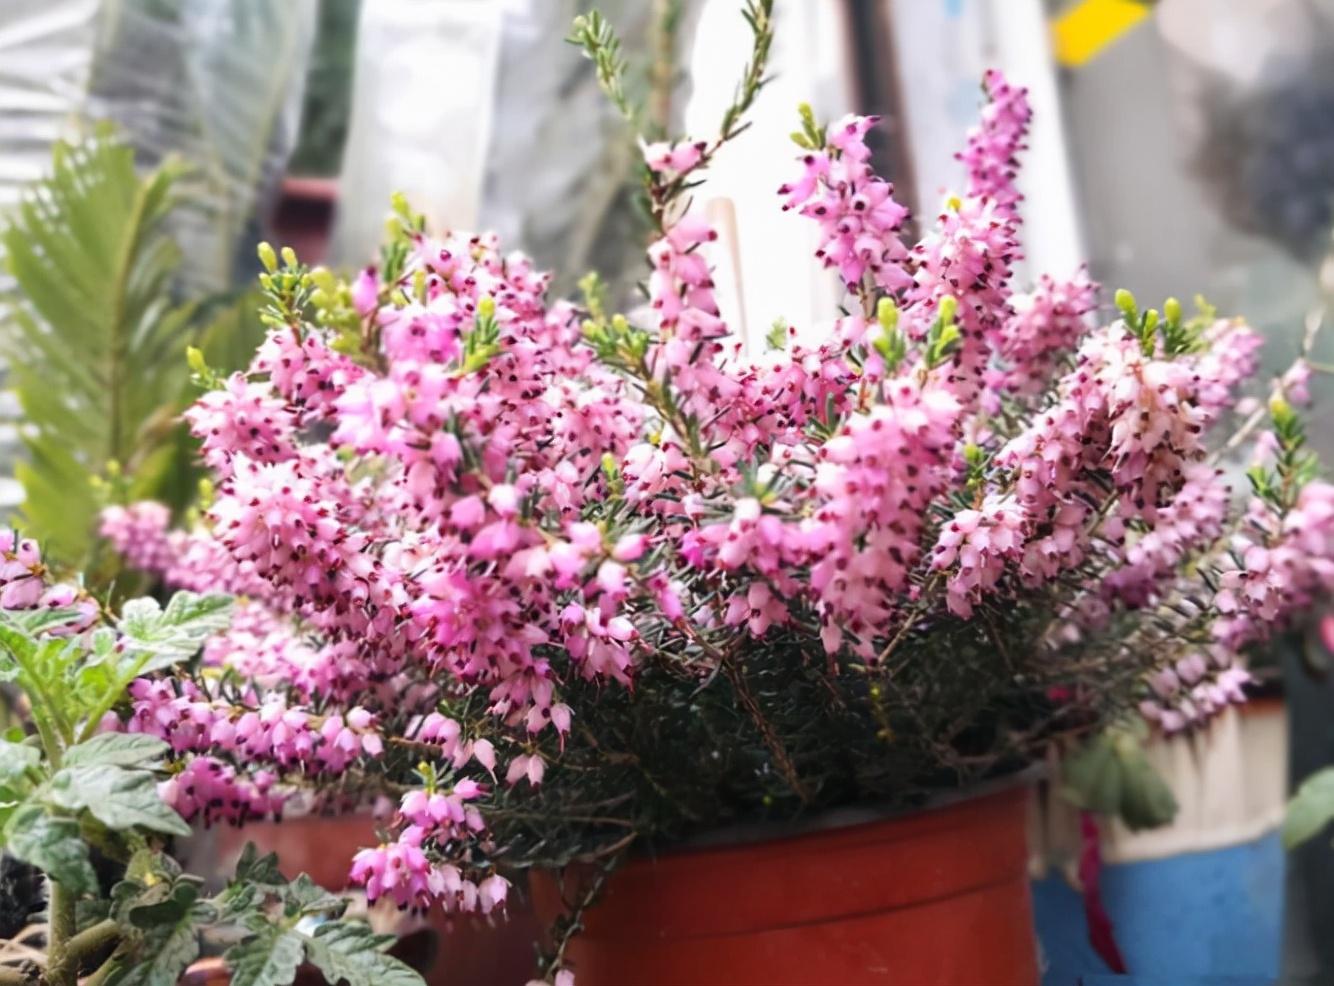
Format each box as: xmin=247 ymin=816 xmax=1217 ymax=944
xmin=282 ymin=874 xmax=344 ymax=918
xmin=0 ymin=739 xmax=40 ymax=786
xmin=117 ymin=875 xmax=205 ymax=930
xmin=106 ymin=916 xmax=203 ymax=986
xmin=117 ymin=592 xmax=233 ymax=671
xmin=1062 ymin=725 xmax=1177 ymax=831
xmin=107 ymin=878 xmax=211 ymax=986
xmin=47 ymin=765 xmax=191 ymax=837
xmin=225 ymin=924 xmax=306 ymax=986
xmin=232 ymin=842 xmax=287 ymax=888
xmin=4 ymin=804 xmax=98 ymax=894
xmin=304 ymin=921 xmax=425 ymax=986
xmin=64 ymin=733 xmax=170 ymax=770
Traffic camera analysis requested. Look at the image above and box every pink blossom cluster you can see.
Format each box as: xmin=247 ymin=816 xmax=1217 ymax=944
xmin=902 ymin=70 xmax=1032 ymax=407
xmin=779 ymin=114 xmax=912 ymax=293
xmin=1139 ymin=647 xmax=1251 ymax=733
xmin=125 ymin=677 xmax=383 ymax=770
xmin=1101 ymin=464 xmax=1231 ymax=608
xmin=157 ymin=756 xmax=284 ymax=826
xmin=931 ymin=316 xmax=1260 ymax=620
xmin=992 ymin=270 xmax=1098 ymax=398
xmin=351 ymin=777 xmax=506 ymax=914
xmin=1213 ymin=481 xmax=1334 ymax=647
xmin=0 ymin=529 xmax=97 ymax=631
xmin=350 ymin=828 xmax=510 ymax=914
xmin=100 ymin=502 xmax=270 ymax=599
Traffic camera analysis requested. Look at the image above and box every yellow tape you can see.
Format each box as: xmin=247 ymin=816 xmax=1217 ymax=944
xmin=1052 ymin=0 xmax=1151 ymax=67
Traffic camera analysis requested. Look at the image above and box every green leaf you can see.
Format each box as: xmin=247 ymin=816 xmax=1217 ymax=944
xmin=281 ymin=874 xmax=344 ymax=918
xmin=4 ymin=804 xmax=98 ymax=894
xmin=107 ymin=878 xmax=211 ymax=986
xmin=47 ymin=765 xmax=191 ymax=837
xmin=212 ymin=843 xmax=286 ymax=922
xmin=0 ymin=620 xmax=37 ymax=681
xmin=107 ymin=916 xmax=203 ymax=986
xmin=226 ymin=924 xmax=306 ymax=986
xmin=0 ymin=738 xmax=40 ymax=786
xmin=119 ymin=876 xmax=205 ymax=930
xmin=1061 ymin=724 xmax=1177 ymax=831
xmin=0 ymin=607 xmax=89 ymax=637
xmin=233 ymin=842 xmax=287 ymax=888
xmin=1118 ymin=755 xmax=1179 ymax=831
xmin=304 ymin=921 xmax=425 ymax=986
xmin=64 ymin=733 xmax=170 ymax=770
xmin=1 ymin=131 xmax=195 ymax=565
xmin=124 ymin=847 xmax=183 ymax=885
xmin=117 ymin=592 xmax=233 ymax=671
xmin=1285 ymin=767 xmax=1334 ymax=849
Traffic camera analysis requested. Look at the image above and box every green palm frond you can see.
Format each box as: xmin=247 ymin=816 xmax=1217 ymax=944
xmin=0 ymin=129 xmax=192 ymax=564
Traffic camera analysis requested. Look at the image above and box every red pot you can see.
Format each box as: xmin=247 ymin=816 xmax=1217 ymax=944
xmin=268 ymin=176 xmax=338 ymax=265
xmin=530 ymin=785 xmax=1037 ymax=986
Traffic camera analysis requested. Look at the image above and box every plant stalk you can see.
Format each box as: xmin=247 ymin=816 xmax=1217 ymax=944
xmin=43 ymin=880 xmax=77 ymax=986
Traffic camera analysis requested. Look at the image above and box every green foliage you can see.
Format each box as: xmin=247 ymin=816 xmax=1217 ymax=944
xmin=0 ymin=130 xmax=192 ymax=563
xmin=1116 ymin=287 xmax=1212 ymax=358
xmin=790 ymin=101 xmax=826 ymax=151
xmin=1062 ymin=722 xmax=1178 ymax=830
xmin=568 ymin=11 xmax=635 ymax=125
xmin=923 ymin=296 xmax=962 ymax=370
xmin=116 ymin=592 xmax=233 ymax=670
xmin=0 ymin=592 xmax=230 ymax=761
xmin=47 ymin=763 xmax=190 ymax=837
xmin=1247 ymin=396 xmax=1320 ymax=514
xmin=0 ymin=603 xmax=210 ymax=902
xmin=226 ymin=926 xmax=306 ymax=986
xmin=304 ymin=923 xmax=424 ymax=986
xmin=0 ymin=132 xmax=271 ymax=573
xmin=63 ymin=732 xmax=175 ymax=770
xmin=459 ymin=297 xmax=504 ymax=376
xmin=1284 ymin=766 xmax=1334 ymax=849
xmin=872 ymin=297 xmax=907 ymax=372
xmin=4 ymin=804 xmax=99 ymax=894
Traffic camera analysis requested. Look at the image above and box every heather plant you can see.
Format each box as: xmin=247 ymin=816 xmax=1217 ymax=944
xmin=0 ymin=538 xmax=421 ymax=986
xmin=77 ymin=3 xmax=1334 ymax=982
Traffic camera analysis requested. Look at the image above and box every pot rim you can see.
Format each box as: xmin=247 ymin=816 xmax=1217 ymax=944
xmin=627 ymin=762 xmax=1045 ymax=858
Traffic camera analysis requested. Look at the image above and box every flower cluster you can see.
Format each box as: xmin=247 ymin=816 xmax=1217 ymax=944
xmin=0 ymin=530 xmax=97 ymax=631
xmin=125 ymin=678 xmax=383 ymax=770
xmin=97 ymin=68 xmax=1334 ymax=948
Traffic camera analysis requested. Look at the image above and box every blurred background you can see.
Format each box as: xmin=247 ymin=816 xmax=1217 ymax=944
xmin=3 ymin=0 xmax=1334 ymax=982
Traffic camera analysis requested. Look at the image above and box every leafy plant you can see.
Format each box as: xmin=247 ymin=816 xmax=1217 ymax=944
xmin=0 ymin=131 xmax=268 ymax=572
xmin=0 ymin=131 xmax=192 ymax=564
xmin=0 ymin=564 xmax=421 ymax=986
xmin=1061 ymin=721 xmax=1178 ymax=831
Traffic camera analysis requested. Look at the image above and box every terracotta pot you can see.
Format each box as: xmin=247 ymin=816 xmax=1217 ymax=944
xmin=179 ymin=957 xmax=230 ymax=985
xmin=530 ymin=785 xmax=1037 ymax=986
xmin=268 ymin=176 xmax=338 ymax=265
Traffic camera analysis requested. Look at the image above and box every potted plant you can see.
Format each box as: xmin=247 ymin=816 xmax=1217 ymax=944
xmin=79 ymin=3 xmax=1334 ymax=984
